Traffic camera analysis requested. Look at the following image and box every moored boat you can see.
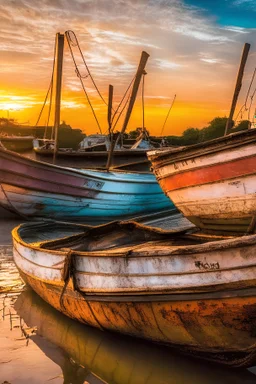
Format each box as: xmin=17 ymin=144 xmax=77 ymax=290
xmin=148 ymin=128 xmax=256 ymax=235
xmin=33 ymin=136 xmax=152 ymax=171
xmin=0 ymin=146 xmax=173 ymax=220
xmin=12 ymin=219 xmax=256 ymax=366
xmin=148 ymin=42 xmax=255 ymax=236
xmin=15 ymin=289 xmax=256 ymax=381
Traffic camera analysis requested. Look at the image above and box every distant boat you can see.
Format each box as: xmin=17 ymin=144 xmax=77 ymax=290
xmin=148 ymin=128 xmax=256 ymax=235
xmin=0 ymin=146 xmax=173 ymax=220
xmin=13 ymin=219 xmax=256 ymax=367
xmin=15 ymin=289 xmax=256 ymax=381
xmin=0 ymin=134 xmax=34 ymax=152
xmin=33 ymin=132 xmax=157 ymax=171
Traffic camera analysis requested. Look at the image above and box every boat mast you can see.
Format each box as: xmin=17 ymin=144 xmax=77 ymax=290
xmin=106 ymin=85 xmax=114 ymax=170
xmin=107 ymin=84 xmax=114 ymax=135
xmin=53 ymin=33 xmax=65 ymax=164
xmin=224 ymin=43 xmax=250 ymax=136
xmin=121 ymin=51 xmax=149 ymax=136
xmin=107 ymin=51 xmax=149 ymax=169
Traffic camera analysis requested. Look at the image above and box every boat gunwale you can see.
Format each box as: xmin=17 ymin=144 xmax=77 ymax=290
xmin=13 ymin=240 xmax=256 ymax=278
xmin=0 ymin=146 xmax=156 ymax=181
xmin=0 ymin=174 xmax=169 ymax=199
xmin=12 ymin=221 xmax=256 ymax=259
xmin=147 ymin=128 xmax=256 ymax=168
xmin=152 ymin=152 xmax=256 ymax=183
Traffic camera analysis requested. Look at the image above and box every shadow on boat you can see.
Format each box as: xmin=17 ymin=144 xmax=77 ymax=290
xmin=15 ymin=288 xmax=256 ymax=384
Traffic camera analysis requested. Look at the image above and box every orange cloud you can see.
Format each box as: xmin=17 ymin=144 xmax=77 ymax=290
xmin=0 ymin=0 xmax=255 ymax=135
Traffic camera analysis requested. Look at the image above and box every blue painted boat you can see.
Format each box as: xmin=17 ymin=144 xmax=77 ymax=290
xmin=0 ymin=147 xmax=174 ymax=221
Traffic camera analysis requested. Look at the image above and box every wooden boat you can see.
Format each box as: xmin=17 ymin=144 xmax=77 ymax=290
xmin=33 ymin=138 xmax=152 ymax=171
xmin=33 ymin=133 xmax=154 ymax=158
xmin=0 ymin=146 xmax=173 ymax=220
xmin=33 ymin=132 xmax=155 ymax=171
xmin=148 ymin=43 xmax=255 ymax=236
xmin=15 ymin=290 xmax=256 ymax=381
xmin=0 ymin=134 xmax=34 ymax=152
xmin=148 ymin=128 xmax=256 ymax=235
xmin=13 ymin=219 xmax=256 ymax=367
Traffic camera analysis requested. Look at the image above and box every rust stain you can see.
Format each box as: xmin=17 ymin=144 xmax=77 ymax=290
xmin=18 ymin=269 xmax=256 ymax=367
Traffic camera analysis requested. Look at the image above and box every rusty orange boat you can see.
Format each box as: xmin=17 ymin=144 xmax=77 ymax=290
xmin=12 ymin=220 xmax=256 ymax=367
xmin=15 ymin=289 xmax=256 ymax=382
xmin=148 ymin=128 xmax=256 ymax=235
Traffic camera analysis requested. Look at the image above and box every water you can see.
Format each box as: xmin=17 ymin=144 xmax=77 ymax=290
xmin=1 ymin=217 xmax=256 ymax=383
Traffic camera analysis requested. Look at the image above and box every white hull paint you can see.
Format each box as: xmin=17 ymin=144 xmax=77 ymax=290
xmin=13 ymin=222 xmax=256 ymax=295
xmin=148 ymin=129 xmax=256 ymax=233
xmin=12 ymin=220 xmax=256 ymax=367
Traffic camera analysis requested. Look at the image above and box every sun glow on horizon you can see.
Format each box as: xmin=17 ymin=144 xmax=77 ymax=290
xmin=1 ymin=0 xmax=255 ymax=135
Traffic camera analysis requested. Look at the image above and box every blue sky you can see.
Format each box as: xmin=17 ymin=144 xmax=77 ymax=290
xmin=184 ymin=0 xmax=256 ymax=28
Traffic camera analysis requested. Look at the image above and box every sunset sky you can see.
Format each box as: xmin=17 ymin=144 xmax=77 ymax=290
xmin=1 ymin=0 xmax=256 ymax=136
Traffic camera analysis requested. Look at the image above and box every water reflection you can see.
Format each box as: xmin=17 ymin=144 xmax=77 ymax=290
xmin=15 ymin=289 xmax=256 ymax=384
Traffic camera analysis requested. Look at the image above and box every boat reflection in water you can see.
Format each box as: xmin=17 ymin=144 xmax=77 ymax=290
xmin=15 ymin=289 xmax=256 ymax=384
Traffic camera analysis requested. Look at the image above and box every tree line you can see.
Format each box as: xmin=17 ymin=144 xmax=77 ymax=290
xmin=164 ymin=117 xmax=251 ymax=146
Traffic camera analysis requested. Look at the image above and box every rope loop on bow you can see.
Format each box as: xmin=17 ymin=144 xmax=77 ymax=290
xmin=60 ymin=250 xmax=78 ymax=309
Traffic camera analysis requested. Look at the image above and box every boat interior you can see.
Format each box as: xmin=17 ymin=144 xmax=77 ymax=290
xmin=17 ymin=220 xmax=240 ymax=255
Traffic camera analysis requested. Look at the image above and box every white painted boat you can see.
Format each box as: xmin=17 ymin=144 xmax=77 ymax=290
xmin=13 ymin=220 xmax=256 ymax=366
xmin=148 ymin=128 xmax=256 ymax=234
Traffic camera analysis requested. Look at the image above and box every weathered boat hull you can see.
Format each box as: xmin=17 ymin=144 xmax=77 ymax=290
xmin=0 ymin=147 xmax=173 ymax=220
xmin=17 ymin=271 xmax=256 ymax=367
xmin=16 ymin=290 xmax=256 ymax=381
xmin=148 ymin=129 xmax=256 ymax=234
xmin=12 ymin=220 xmax=256 ymax=366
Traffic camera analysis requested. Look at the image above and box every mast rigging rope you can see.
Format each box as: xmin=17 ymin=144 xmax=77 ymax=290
xmin=34 ymin=35 xmax=57 ymax=141
xmin=234 ymin=67 xmax=256 ymax=123
xmin=65 ymin=30 xmax=107 ymax=106
xmin=65 ymin=31 xmax=103 ymax=134
xmin=160 ymin=94 xmax=176 ymax=136
xmin=110 ymin=75 xmax=135 ymax=132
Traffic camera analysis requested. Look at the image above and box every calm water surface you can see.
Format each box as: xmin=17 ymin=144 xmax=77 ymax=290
xmin=0 ymin=215 xmax=256 ymax=383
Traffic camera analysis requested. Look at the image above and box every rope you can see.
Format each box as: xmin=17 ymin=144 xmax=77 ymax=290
xmin=248 ymin=87 xmax=256 ymax=122
xmin=111 ymin=75 xmax=135 ymax=129
xmin=35 ymin=79 xmax=52 ymax=128
xmin=65 ymin=31 xmax=103 ymax=134
xmin=35 ymin=34 xmax=57 ymax=142
xmin=111 ymin=89 xmax=132 ymax=131
xmin=247 ymin=68 xmax=256 ymax=122
xmin=160 ymin=94 xmax=176 ymax=136
xmin=234 ymin=67 xmax=256 ymax=123
xmin=47 ymin=35 xmax=57 ymax=140
xmin=65 ymin=30 xmax=107 ymax=106
xmin=60 ymin=250 xmax=76 ymax=309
